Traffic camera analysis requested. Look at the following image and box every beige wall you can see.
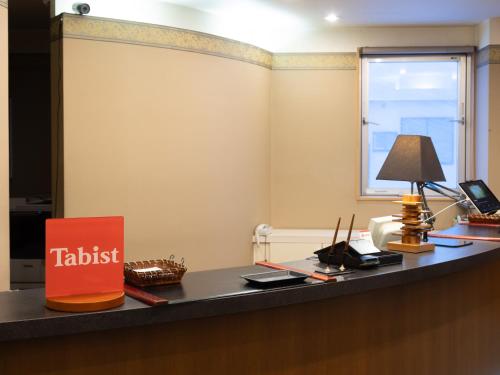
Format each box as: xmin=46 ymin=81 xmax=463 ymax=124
xmin=487 ymin=23 xmax=500 ymax=189
xmin=477 ymin=18 xmax=500 ymax=48
xmin=487 ymin=64 xmax=500 ymax=193
xmin=58 ymin=16 xmax=476 ymax=274
xmin=61 ymin=38 xmax=270 ymax=271
xmin=476 ymin=20 xmax=500 ymax=192
xmin=270 ymin=69 xmax=458 ymax=230
xmin=0 ymin=4 xmax=9 ymax=291
xmin=476 ymin=45 xmax=500 ymax=195
xmin=476 ymin=65 xmax=489 ymax=182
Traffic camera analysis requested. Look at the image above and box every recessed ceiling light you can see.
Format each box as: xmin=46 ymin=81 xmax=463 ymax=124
xmin=325 ymin=13 xmax=339 ymax=23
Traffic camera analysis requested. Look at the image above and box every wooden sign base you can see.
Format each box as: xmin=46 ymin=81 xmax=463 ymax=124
xmin=46 ymin=291 xmax=125 ymax=313
xmin=387 ymin=240 xmax=435 ymax=253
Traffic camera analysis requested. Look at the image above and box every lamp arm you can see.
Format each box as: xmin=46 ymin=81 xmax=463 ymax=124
xmin=417 ymin=182 xmax=471 ymax=242
xmin=422 ymin=182 xmax=470 ymax=208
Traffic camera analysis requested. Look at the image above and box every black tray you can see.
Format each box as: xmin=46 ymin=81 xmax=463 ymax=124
xmin=241 ymin=270 xmax=309 ymax=287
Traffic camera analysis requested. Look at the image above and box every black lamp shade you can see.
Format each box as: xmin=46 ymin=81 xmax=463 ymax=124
xmin=376 ymin=135 xmax=445 ymax=183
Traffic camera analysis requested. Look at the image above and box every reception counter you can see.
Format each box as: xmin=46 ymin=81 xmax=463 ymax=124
xmin=1 ymin=235 xmax=500 ymax=374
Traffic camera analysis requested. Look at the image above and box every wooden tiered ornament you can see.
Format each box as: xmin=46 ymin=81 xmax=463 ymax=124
xmin=387 ymin=194 xmax=435 ymax=253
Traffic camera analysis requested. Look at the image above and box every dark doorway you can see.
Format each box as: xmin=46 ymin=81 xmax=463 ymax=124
xmin=9 ymin=0 xmax=51 ymax=289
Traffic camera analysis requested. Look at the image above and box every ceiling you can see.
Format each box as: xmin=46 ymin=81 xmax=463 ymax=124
xmin=165 ymin=0 xmax=500 ymax=26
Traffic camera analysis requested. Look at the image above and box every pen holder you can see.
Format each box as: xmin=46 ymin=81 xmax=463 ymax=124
xmin=314 ymin=241 xmax=379 ymax=269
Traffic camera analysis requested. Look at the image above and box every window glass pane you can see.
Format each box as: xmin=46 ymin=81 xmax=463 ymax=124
xmin=364 ymin=58 xmax=462 ymax=194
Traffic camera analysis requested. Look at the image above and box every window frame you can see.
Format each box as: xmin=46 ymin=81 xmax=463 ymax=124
xmin=359 ymin=53 xmax=473 ymax=197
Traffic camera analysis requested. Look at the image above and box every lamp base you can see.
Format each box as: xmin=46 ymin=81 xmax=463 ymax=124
xmin=387 ymin=240 xmax=435 ymax=253
xmin=46 ymin=291 xmax=124 ymax=313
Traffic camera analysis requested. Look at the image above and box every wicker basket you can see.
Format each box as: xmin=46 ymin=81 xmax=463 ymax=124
xmin=124 ymin=256 xmax=187 ymax=287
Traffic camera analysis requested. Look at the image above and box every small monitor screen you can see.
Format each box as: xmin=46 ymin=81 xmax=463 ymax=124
xmin=469 ymin=184 xmax=488 ymax=200
xmin=459 ymin=180 xmax=500 ymax=214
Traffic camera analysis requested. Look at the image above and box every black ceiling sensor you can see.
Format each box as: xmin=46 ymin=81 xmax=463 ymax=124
xmin=72 ymin=3 xmax=90 ymax=15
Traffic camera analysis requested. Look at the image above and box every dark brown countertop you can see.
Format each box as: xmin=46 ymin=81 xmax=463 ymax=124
xmin=1 ymin=229 xmax=500 ymax=342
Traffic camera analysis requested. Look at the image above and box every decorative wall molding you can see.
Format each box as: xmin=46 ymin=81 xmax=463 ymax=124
xmin=0 ymin=0 xmax=8 ymax=9
xmin=58 ymin=14 xmax=273 ymax=69
xmin=55 ymin=14 xmax=359 ymax=71
xmin=272 ymin=53 xmax=357 ymax=70
xmin=478 ymin=45 xmax=500 ymax=67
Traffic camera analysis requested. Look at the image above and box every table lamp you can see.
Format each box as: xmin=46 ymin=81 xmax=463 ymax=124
xmin=376 ymin=135 xmax=445 ymax=248
xmin=376 ymin=134 xmax=445 ymax=190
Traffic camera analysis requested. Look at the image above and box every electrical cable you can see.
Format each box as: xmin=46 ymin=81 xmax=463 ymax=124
xmin=423 ymin=199 xmax=468 ymax=224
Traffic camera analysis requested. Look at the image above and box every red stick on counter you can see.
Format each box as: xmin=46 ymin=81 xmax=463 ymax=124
xmin=124 ymin=284 xmax=169 ymax=306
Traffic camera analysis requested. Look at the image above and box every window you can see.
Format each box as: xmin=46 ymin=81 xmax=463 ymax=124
xmin=361 ymin=54 xmax=471 ymax=196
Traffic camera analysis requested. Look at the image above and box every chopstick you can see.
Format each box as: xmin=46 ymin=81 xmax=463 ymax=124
xmin=339 ymin=214 xmax=355 ymax=270
xmin=344 ymin=214 xmax=355 ymax=254
xmin=327 ymin=217 xmax=341 ymax=258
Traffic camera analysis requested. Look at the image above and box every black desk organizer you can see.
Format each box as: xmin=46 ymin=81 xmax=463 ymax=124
xmin=314 ymin=241 xmax=403 ymax=269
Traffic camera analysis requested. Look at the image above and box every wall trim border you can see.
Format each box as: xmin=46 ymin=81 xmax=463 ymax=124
xmin=272 ymin=52 xmax=357 ymax=70
xmin=478 ymin=45 xmax=500 ymax=67
xmin=0 ymin=0 xmax=7 ymax=9
xmin=57 ymin=14 xmax=273 ymax=69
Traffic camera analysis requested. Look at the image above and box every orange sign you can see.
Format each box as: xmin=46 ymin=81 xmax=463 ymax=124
xmin=45 ymin=216 xmax=124 ymax=298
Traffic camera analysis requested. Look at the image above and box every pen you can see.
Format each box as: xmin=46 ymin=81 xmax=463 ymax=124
xmin=327 ymin=217 xmax=341 ymax=259
xmin=340 ymin=214 xmax=355 ymax=271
